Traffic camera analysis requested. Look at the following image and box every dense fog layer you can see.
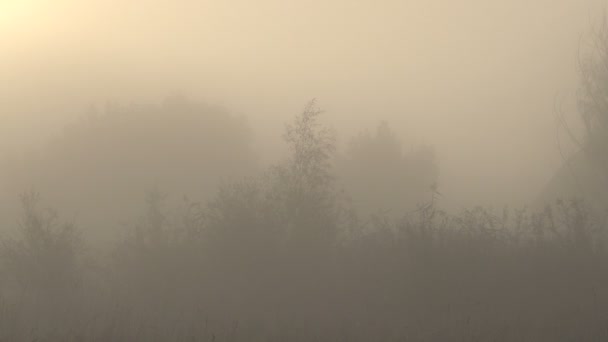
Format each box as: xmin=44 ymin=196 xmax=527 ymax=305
xmin=3 ymin=1 xmax=608 ymax=341
xmin=2 ymin=0 xmax=606 ymax=208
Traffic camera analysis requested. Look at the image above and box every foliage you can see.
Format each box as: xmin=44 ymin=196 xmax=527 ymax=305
xmin=2 ymin=96 xmax=258 ymax=243
xmin=3 ymin=100 xmax=608 ymax=341
xmin=0 ymin=193 xmax=83 ymax=296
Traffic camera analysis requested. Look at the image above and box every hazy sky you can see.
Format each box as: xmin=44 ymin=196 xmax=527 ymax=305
xmin=1 ymin=0 xmax=606 ymax=209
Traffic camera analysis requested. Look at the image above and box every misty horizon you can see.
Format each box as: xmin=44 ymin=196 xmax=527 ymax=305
xmin=2 ymin=1 xmax=608 ymax=341
xmin=2 ymin=0 xmax=606 ymax=209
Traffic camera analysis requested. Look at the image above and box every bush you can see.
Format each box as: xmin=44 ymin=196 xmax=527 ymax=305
xmin=1 ymin=192 xmax=84 ymax=298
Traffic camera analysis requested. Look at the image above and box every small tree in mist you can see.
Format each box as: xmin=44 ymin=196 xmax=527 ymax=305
xmin=0 ymin=193 xmax=83 ymax=297
xmin=271 ymin=100 xmax=341 ymax=253
xmin=106 ymin=101 xmax=344 ymax=321
xmin=197 ymin=99 xmax=342 ymax=266
xmin=283 ymin=100 xmax=335 ymax=191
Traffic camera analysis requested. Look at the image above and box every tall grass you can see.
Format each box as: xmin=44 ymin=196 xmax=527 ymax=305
xmin=1 ymin=102 xmax=606 ymax=341
xmin=1 ymin=194 xmax=607 ymax=341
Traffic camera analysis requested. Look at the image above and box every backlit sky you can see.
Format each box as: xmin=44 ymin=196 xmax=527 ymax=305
xmin=1 ymin=0 xmax=606 ymax=209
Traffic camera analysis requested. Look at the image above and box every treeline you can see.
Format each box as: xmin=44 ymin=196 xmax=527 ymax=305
xmin=0 ymin=101 xmax=607 ymax=341
xmin=0 ymin=96 xmax=435 ymax=242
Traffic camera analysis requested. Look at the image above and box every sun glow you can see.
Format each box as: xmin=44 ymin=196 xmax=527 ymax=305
xmin=0 ymin=0 xmax=46 ymax=33
xmin=0 ymin=1 xmax=28 ymax=24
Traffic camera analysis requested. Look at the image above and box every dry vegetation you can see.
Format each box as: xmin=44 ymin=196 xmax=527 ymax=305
xmin=4 ymin=15 xmax=608 ymax=342
xmin=1 ymin=101 xmax=607 ymax=342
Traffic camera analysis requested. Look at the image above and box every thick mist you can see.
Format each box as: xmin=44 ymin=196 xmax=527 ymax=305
xmin=3 ymin=1 xmax=608 ymax=341
xmin=2 ymin=0 xmax=605 ymax=208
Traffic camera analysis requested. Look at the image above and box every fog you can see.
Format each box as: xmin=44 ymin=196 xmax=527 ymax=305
xmin=3 ymin=1 xmax=608 ymax=341
xmin=2 ymin=0 xmax=605 ymax=208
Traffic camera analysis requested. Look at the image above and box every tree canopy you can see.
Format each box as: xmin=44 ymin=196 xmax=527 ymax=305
xmin=1 ymin=96 xmax=258 ymax=242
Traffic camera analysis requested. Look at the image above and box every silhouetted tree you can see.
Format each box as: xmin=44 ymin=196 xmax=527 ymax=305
xmin=271 ymin=100 xmax=340 ymax=253
xmin=197 ymin=100 xmax=342 ymax=264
